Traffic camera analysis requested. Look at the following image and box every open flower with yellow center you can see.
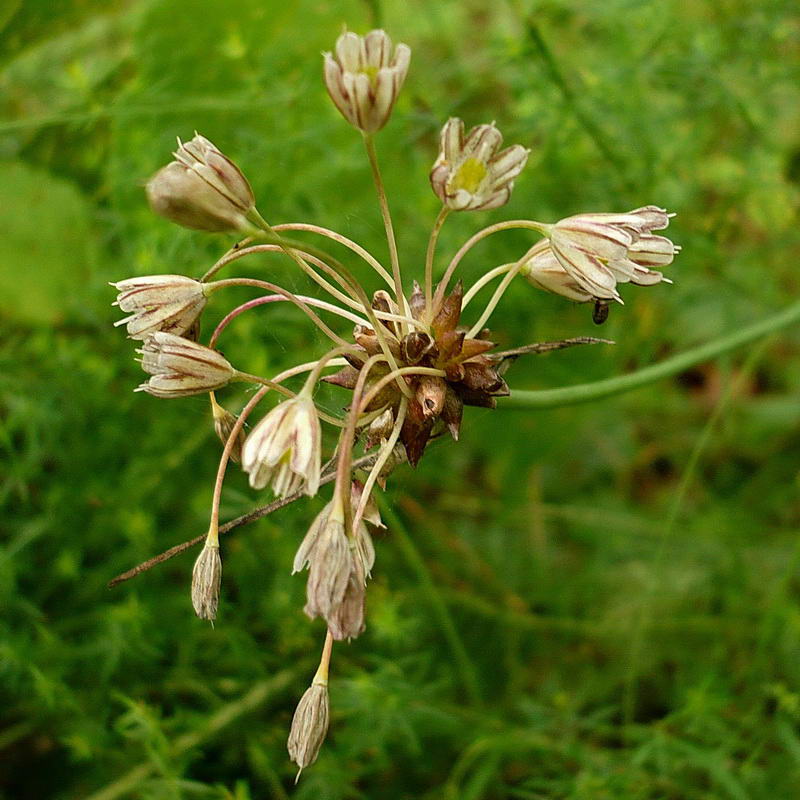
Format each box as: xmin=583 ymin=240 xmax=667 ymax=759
xmin=323 ymin=29 xmax=410 ymax=133
xmin=430 ymin=118 xmax=530 ymax=211
xmin=242 ymin=394 xmax=322 ymax=498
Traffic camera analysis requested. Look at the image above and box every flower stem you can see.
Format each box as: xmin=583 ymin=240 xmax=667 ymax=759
xmin=210 ymin=294 xmax=369 ymax=350
xmin=461 ymin=263 xmax=515 ymax=310
xmin=312 ymin=630 xmax=334 ymax=686
xmin=273 ymin=222 xmax=394 ymax=289
xmin=363 ymin=133 xmax=406 ymax=328
xmin=208 ymin=384 xmax=272 ymax=533
xmin=206 ymin=277 xmax=350 ymax=346
xmin=358 ymin=366 xmax=446 ymax=413
xmin=502 ymin=298 xmax=800 ymax=409
xmin=424 ymin=207 xmax=450 ymax=311
xmin=466 ymin=243 xmax=540 ymax=337
xmin=333 ymin=353 xmax=389 ymax=529
xmin=435 ymin=219 xmax=549 ymax=310
xmin=351 ymin=396 xmax=408 ymax=532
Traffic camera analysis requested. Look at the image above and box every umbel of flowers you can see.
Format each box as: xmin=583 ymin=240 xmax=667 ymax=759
xmin=111 ymin=28 xmax=679 ymax=776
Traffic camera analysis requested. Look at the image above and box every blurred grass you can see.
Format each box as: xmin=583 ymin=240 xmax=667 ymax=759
xmin=2 ymin=0 xmax=800 ymax=797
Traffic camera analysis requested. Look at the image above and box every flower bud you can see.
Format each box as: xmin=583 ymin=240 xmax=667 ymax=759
xmin=191 ymin=542 xmax=222 ymax=621
xmin=430 ymin=118 xmax=529 ymax=211
xmin=323 ymin=29 xmax=410 ymax=133
xmin=112 ymin=274 xmax=207 ymax=340
xmin=287 ymin=682 xmax=329 ymax=775
xmin=136 ymin=332 xmax=236 ymax=398
xmin=211 ymin=396 xmax=245 ymax=464
xmin=146 ymin=134 xmax=255 ymax=233
xmin=242 ymin=395 xmax=322 ymax=497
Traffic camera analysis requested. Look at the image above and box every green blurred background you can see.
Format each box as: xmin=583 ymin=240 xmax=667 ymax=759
xmin=2 ymin=0 xmax=800 ymax=797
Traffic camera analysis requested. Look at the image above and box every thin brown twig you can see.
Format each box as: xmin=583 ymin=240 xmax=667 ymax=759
xmin=107 ymin=452 xmax=381 ymax=588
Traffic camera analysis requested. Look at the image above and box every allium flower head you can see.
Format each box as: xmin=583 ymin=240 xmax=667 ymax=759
xmin=242 ymin=395 xmax=322 ymax=497
xmin=430 ymin=118 xmax=529 ymax=211
xmin=546 ymin=206 xmax=678 ymax=303
xmin=112 ymin=274 xmax=207 ymax=340
xmin=136 ymin=332 xmax=235 ymax=398
xmin=146 ymin=133 xmax=255 ymax=233
xmin=324 ymin=29 xmax=410 ymax=133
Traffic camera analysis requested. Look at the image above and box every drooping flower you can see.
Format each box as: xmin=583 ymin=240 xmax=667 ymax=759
xmin=146 ymin=133 xmax=255 ymax=233
xmin=543 ymin=206 xmax=678 ymax=302
xmin=241 ymin=394 xmax=322 ymax=497
xmin=292 ymin=482 xmax=382 ymax=640
xmin=136 ymin=332 xmax=235 ymax=398
xmin=323 ymin=29 xmax=410 ymax=133
xmin=430 ymin=118 xmax=529 ymax=211
xmin=287 ymin=681 xmax=329 ymax=775
xmin=293 ymin=503 xmax=353 ymax=625
xmin=112 ymin=274 xmax=207 ymax=340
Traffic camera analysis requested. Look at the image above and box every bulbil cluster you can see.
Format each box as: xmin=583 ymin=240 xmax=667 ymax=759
xmin=110 ymin=28 xmax=679 ymax=776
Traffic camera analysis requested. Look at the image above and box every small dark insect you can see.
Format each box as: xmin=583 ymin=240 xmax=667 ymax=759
xmin=592 ymin=300 xmax=609 ymax=325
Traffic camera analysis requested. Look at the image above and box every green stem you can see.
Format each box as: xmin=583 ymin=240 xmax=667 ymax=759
xmin=378 ymin=498 xmax=483 ymax=706
xmin=502 ymin=299 xmax=800 ymax=409
xmin=363 ymin=133 xmax=405 ymax=327
xmin=425 ymin=206 xmax=450 ymax=310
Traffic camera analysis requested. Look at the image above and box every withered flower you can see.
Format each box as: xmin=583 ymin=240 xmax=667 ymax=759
xmin=324 ymin=29 xmax=410 ymax=133
xmin=430 ymin=118 xmax=529 ymax=211
xmin=293 ymin=503 xmax=353 ymax=630
xmin=242 ymin=394 xmax=322 ymax=497
xmin=112 ymin=274 xmax=207 ymax=340
xmin=136 ymin=332 xmax=236 ymax=398
xmin=287 ymin=681 xmax=329 ymax=775
xmin=147 ymin=133 xmax=255 ymax=233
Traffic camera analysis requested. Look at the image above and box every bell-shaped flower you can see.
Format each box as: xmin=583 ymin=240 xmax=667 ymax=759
xmin=242 ymin=394 xmax=321 ymax=497
xmin=112 ymin=274 xmax=207 ymax=340
xmin=136 ymin=332 xmax=236 ymax=398
xmin=430 ymin=118 xmax=529 ymax=211
xmin=146 ymin=133 xmax=255 ymax=233
xmin=323 ymin=29 xmax=410 ymax=133
xmin=544 ymin=205 xmax=678 ymax=302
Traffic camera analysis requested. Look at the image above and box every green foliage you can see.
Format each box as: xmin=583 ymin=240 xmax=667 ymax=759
xmin=2 ymin=0 xmax=800 ymax=797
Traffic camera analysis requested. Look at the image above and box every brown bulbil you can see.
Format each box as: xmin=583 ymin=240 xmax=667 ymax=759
xmin=326 ymin=280 xmax=511 ymax=467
